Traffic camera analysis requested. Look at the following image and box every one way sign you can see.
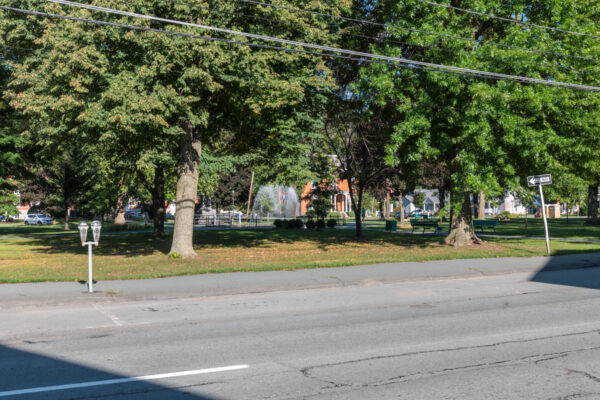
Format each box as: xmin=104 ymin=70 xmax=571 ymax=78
xmin=527 ymin=174 xmax=552 ymax=187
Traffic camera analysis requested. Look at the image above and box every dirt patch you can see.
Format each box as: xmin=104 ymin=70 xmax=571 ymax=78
xmin=456 ymin=240 xmax=502 ymax=251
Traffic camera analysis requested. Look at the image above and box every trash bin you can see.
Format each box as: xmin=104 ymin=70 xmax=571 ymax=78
xmin=385 ymin=220 xmax=397 ymax=232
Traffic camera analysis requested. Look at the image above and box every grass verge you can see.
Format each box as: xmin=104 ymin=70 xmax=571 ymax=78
xmin=1 ymin=229 xmax=599 ymax=283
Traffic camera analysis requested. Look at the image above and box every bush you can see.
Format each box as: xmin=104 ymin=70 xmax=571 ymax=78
xmin=305 ymin=220 xmax=316 ymax=229
xmin=288 ymin=219 xmax=304 ymax=229
xmin=273 ymin=219 xmax=284 ymax=228
xmin=316 ymin=219 xmax=326 ymax=229
xmin=497 ymin=211 xmax=511 ymax=221
xmin=327 ymin=219 xmax=337 ymax=228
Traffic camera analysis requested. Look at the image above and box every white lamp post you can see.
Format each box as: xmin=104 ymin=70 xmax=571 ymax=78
xmin=78 ymin=220 xmax=102 ymax=293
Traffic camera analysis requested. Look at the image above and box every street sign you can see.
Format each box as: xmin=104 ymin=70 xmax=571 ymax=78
xmin=527 ymin=174 xmax=552 ymax=187
xmin=526 ymin=173 xmax=552 ymax=254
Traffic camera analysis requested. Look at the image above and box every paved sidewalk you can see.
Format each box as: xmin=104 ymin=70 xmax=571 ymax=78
xmin=2 ymin=252 xmax=599 ymax=308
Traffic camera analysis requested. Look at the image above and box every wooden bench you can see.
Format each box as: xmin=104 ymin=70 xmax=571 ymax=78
xmin=410 ymin=219 xmax=442 ymax=234
xmin=472 ymin=219 xmax=497 ymax=233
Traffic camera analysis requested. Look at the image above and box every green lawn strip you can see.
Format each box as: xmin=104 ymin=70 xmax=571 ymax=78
xmin=1 ymin=229 xmax=599 ymax=283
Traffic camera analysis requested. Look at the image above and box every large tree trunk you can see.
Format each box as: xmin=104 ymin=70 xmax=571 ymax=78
xmin=113 ymin=184 xmax=128 ymax=226
xmin=587 ymin=184 xmax=599 ymax=224
xmin=152 ymin=165 xmax=166 ymax=237
xmin=445 ymin=191 xmax=481 ymax=247
xmin=169 ymin=126 xmax=201 ymax=258
xmin=477 ymin=191 xmax=485 ymax=220
xmin=348 ymin=178 xmax=362 ymax=237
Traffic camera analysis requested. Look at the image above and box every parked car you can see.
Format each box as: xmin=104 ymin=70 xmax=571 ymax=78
xmin=24 ymin=214 xmax=53 ymax=225
xmin=125 ymin=209 xmax=142 ymax=219
xmin=407 ymin=208 xmax=424 ymax=217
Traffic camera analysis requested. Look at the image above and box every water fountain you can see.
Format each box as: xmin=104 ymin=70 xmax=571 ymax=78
xmin=252 ymin=185 xmax=299 ymax=219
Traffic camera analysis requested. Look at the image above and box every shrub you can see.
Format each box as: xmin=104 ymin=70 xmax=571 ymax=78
xmin=305 ymin=220 xmax=316 ymax=229
xmin=316 ymin=219 xmax=326 ymax=229
xmin=497 ymin=211 xmax=511 ymax=221
xmin=291 ymin=219 xmax=304 ymax=229
xmin=273 ymin=219 xmax=284 ymax=228
xmin=327 ymin=219 xmax=337 ymax=228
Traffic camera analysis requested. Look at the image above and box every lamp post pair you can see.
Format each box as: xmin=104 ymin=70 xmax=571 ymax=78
xmin=78 ymin=220 xmax=102 ymax=293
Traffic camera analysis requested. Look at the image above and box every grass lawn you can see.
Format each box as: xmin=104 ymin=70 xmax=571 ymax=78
xmin=390 ymin=216 xmax=600 ymax=241
xmin=1 ymin=228 xmax=599 ymax=283
xmin=485 ymin=216 xmax=600 ymax=240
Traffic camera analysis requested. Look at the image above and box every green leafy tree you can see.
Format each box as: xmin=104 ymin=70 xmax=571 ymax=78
xmin=2 ymin=0 xmax=350 ymax=257
xmin=0 ymin=192 xmax=18 ymax=217
xmin=323 ymin=98 xmax=395 ymax=236
xmin=412 ymin=192 xmax=426 ymax=211
xmin=354 ymin=0 xmax=600 ymax=246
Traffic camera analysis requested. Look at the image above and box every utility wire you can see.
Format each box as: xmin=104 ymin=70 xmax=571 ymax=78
xmin=1 ymin=6 xmax=598 ymax=91
xmin=236 ymin=0 xmax=600 ymax=63
xmin=42 ymin=0 xmax=600 ymax=91
xmin=0 ymin=5 xmax=522 ymax=85
xmin=414 ymin=0 xmax=600 ymax=40
xmin=85 ymin=0 xmax=600 ymax=63
xmin=145 ymin=0 xmax=595 ymax=76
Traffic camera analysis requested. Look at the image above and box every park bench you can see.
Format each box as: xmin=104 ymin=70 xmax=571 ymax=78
xmin=410 ymin=219 xmax=442 ymax=234
xmin=472 ymin=219 xmax=498 ymax=233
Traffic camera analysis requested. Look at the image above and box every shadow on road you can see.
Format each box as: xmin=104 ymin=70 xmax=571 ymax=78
xmin=0 ymin=345 xmax=223 ymax=399
xmin=530 ymin=254 xmax=600 ymax=289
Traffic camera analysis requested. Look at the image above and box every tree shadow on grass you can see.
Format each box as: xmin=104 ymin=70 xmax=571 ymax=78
xmin=0 ymin=345 xmax=224 ymax=399
xmin=17 ymin=228 xmax=446 ymax=259
xmin=16 ymin=233 xmax=172 ymax=258
xmin=194 ymin=228 xmax=445 ymax=251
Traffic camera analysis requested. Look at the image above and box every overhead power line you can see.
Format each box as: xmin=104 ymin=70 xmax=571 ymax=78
xmin=414 ymin=0 xmax=600 ymax=40
xmin=2 ymin=5 xmax=599 ymax=90
xmin=42 ymin=0 xmax=600 ymax=92
xmin=145 ymin=0 xmax=596 ymax=76
xmin=236 ymin=0 xmax=599 ymax=63
xmin=95 ymin=0 xmax=600 ymax=63
xmin=0 ymin=7 xmax=489 ymax=75
xmin=3 ymin=5 xmax=547 ymax=98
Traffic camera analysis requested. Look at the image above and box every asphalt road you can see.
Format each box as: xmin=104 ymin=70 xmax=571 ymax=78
xmin=2 ymin=254 xmax=600 ymax=399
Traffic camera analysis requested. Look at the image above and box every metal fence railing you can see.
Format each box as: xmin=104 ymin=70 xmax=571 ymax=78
xmin=192 ymin=214 xmax=347 ymax=228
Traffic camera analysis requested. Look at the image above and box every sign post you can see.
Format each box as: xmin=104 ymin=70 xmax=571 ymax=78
xmin=527 ymin=174 xmax=552 ymax=255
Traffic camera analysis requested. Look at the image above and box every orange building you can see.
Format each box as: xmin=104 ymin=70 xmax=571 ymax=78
xmin=299 ymin=179 xmax=352 ymax=215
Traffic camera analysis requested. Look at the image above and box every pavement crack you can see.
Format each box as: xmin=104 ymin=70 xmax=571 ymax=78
xmin=534 ymin=353 xmax=569 ymax=364
xmin=301 ymin=328 xmax=600 ymax=376
xmin=548 ymin=393 xmax=600 ymax=400
xmin=567 ymin=369 xmax=600 ymax=383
